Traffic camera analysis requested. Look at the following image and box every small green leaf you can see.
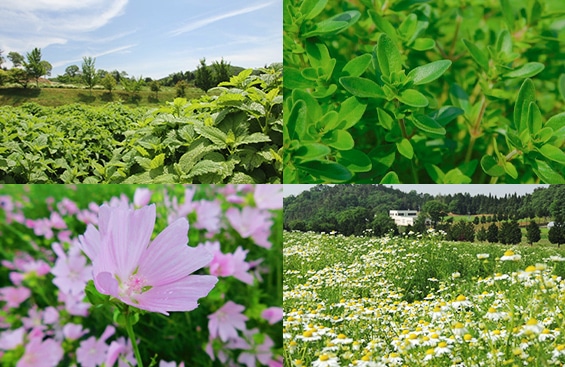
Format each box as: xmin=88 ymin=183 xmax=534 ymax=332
xmin=396 ymin=138 xmax=414 ymax=159
xmin=294 ymin=144 xmax=331 ymax=161
xmin=323 ymin=130 xmax=355 ymax=150
xmin=377 ymin=107 xmax=394 ymax=130
xmin=407 ymin=60 xmax=452 ymax=85
xmin=500 ymin=0 xmax=515 ymax=30
xmin=302 ymin=10 xmax=361 ymax=37
xmin=337 ymin=149 xmax=372 ymax=172
xmin=504 ymin=161 xmax=518 ymax=179
xmin=342 ymin=54 xmax=372 ymax=77
xmin=533 ymin=159 xmax=565 ymax=183
xmin=444 ymin=168 xmax=472 ymax=184
xmin=411 ymin=38 xmax=435 ymax=51
xmin=368 ymin=10 xmax=397 ymax=40
xmin=514 ymin=79 xmax=536 ymax=133
xmin=496 ymin=29 xmax=513 ymax=54
xmin=284 ymin=67 xmax=316 ymax=89
xmin=527 ymin=102 xmax=543 ymax=134
xmin=505 ymin=62 xmax=545 ymax=79
xmin=546 ymin=113 xmax=565 ymax=137
xmin=480 ymin=155 xmax=505 ymax=177
xmin=287 ymin=100 xmax=307 ymax=141
xmin=398 ymin=89 xmax=428 ymax=107
xmin=558 ymin=74 xmax=565 ymax=101
xmin=149 ymin=153 xmax=165 ymax=170
xmin=538 ymin=144 xmax=565 ymax=165
xmin=376 ymin=33 xmax=403 ymax=77
xmin=411 ymin=114 xmax=446 ymax=135
xmin=380 ymin=171 xmax=401 ymax=184
xmin=534 ymin=127 xmax=553 ymax=144
xmin=300 ymin=0 xmax=328 ymax=20
xmin=339 ymin=76 xmax=385 ymax=98
xmin=433 ymin=106 xmax=464 ymax=126
xmin=337 ymin=97 xmax=367 ymax=129
xmin=296 ymin=160 xmax=353 ymax=182
xmin=463 ymin=39 xmax=489 ymax=71
xmin=398 ymin=14 xmax=418 ymax=40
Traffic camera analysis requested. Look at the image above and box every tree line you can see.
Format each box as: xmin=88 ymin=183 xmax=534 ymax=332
xmin=0 ymin=48 xmax=234 ymax=93
xmin=284 ymin=185 xmax=565 ymax=246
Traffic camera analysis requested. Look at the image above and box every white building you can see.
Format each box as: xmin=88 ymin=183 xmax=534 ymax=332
xmin=389 ymin=210 xmax=419 ymax=226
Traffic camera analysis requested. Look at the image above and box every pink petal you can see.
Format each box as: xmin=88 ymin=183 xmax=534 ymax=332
xmin=139 ymin=219 xmax=212 ymax=286
xmin=95 ymin=272 xmax=119 ymax=297
xmin=135 ymin=275 xmax=217 ymax=315
xmin=78 ymin=224 xmax=100 ymax=262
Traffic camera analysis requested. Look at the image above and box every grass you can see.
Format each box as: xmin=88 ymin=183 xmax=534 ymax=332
xmin=0 ymin=85 xmax=204 ymax=107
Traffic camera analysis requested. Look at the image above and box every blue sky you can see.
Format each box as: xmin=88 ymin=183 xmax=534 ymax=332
xmin=0 ymin=0 xmax=281 ymax=79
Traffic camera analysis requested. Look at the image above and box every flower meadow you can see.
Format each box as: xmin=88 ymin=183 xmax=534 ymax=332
xmin=0 ymin=184 xmax=283 ymax=367
xmin=284 ymin=230 xmax=565 ymax=366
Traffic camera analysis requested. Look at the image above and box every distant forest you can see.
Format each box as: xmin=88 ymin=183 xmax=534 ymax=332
xmin=283 ymin=185 xmax=565 ymax=233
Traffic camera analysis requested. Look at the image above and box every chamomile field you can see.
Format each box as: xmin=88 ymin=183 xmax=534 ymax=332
xmin=283 ymin=230 xmax=565 ymax=366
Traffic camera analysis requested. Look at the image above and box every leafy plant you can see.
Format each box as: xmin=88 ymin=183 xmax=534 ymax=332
xmin=283 ymin=0 xmax=565 ymax=183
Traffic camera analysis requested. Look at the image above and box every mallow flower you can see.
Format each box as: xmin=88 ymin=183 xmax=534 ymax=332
xmin=79 ymin=204 xmax=218 ymax=316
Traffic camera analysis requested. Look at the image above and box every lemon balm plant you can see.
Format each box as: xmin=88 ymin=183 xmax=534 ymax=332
xmin=283 ymin=0 xmax=565 ymax=183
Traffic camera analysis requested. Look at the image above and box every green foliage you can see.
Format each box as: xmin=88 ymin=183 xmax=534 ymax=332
xmin=498 ymin=220 xmax=522 ymax=245
xmin=0 ymin=68 xmax=282 ymax=183
xmin=422 ymin=200 xmax=447 ymax=227
xmin=448 ymin=220 xmax=475 ymax=242
xmin=549 ymin=223 xmax=565 ymax=246
xmin=283 ymin=0 xmax=565 ymax=183
xmin=101 ymin=73 xmax=117 ymax=94
xmin=194 ymin=58 xmax=215 ymax=92
xmin=526 ymin=221 xmax=541 ymax=245
xmin=24 ymin=48 xmax=46 ymax=88
xmin=82 ymin=56 xmax=98 ymax=94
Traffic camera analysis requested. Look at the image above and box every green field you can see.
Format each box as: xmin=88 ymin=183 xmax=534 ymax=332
xmin=0 ymin=85 xmax=204 ymax=107
xmin=284 ymin=231 xmax=565 ymax=366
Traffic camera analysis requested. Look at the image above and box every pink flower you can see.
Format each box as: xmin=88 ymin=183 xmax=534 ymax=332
xmin=106 ymin=337 xmax=136 ymax=367
xmin=79 ymin=204 xmax=218 ymax=315
xmin=194 ymin=200 xmax=222 ymax=233
xmin=63 ymin=323 xmax=88 ymax=340
xmin=51 ymin=242 xmax=92 ymax=296
xmin=237 ymin=329 xmax=275 ymax=367
xmin=261 ymin=307 xmax=283 ymax=325
xmin=0 ymin=327 xmax=25 ymax=350
xmin=253 ymin=185 xmax=282 ymax=210
xmin=76 ymin=325 xmax=115 ymax=367
xmin=204 ymin=243 xmax=254 ymax=285
xmin=208 ymin=301 xmax=248 ymax=342
xmin=133 ymin=188 xmax=152 ymax=207
xmin=0 ymin=286 xmax=31 ymax=308
xmin=17 ymin=335 xmax=63 ymax=367
xmin=226 ymin=207 xmax=273 ymax=249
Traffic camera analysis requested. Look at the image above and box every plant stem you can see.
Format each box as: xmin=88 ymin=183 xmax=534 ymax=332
xmin=465 ymin=96 xmax=487 ymax=163
xmin=125 ymin=308 xmax=144 ymax=367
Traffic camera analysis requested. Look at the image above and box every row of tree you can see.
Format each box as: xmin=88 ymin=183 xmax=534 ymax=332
xmin=0 ymin=48 xmax=234 ymax=92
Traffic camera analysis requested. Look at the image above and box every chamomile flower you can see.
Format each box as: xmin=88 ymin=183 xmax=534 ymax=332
xmin=312 ymin=354 xmax=340 ymax=367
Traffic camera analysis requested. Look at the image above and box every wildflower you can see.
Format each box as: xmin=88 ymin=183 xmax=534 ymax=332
xmin=16 ymin=334 xmax=63 ymax=367
xmin=0 ymin=286 xmax=31 ymax=308
xmin=106 ymin=337 xmax=136 ymax=367
xmin=208 ymin=301 xmax=249 ymax=342
xmin=477 ymin=253 xmax=490 ymax=259
xmin=0 ymin=327 xmax=25 ymax=350
xmin=331 ymin=333 xmax=353 ymax=344
xmin=253 ymin=185 xmax=283 ymax=210
xmin=451 ymin=295 xmax=472 ymax=309
xmin=62 ymin=323 xmax=88 ymax=341
xmin=312 ymin=354 xmax=340 ymax=367
xmin=434 ymin=341 xmax=452 ymax=356
xmin=79 ymin=204 xmax=217 ymax=315
xmin=261 ymin=307 xmax=283 ymax=325
xmin=484 ymin=307 xmax=509 ymax=321
xmin=522 ymin=318 xmax=544 ymax=335
xmin=500 ymin=250 xmax=521 ymax=261
xmin=133 ymin=188 xmax=152 ymax=207
xmin=76 ymin=325 xmax=115 ymax=367
xmin=51 ymin=242 xmax=92 ymax=296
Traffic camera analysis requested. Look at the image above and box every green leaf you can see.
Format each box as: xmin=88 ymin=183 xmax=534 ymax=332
xmin=504 ymin=161 xmax=518 ymax=179
xmin=377 ymin=107 xmax=394 ymax=130
xmin=444 ymin=168 xmax=472 ymax=184
xmin=296 ymin=160 xmax=353 ymax=182
xmin=407 ymin=60 xmax=452 ymax=85
xmin=480 ymin=155 xmax=505 ymax=177
xmin=463 ymin=39 xmax=489 ymax=71
xmin=496 ymin=29 xmax=513 ymax=54
xmin=500 ymin=0 xmax=515 ymax=30
xmin=533 ymin=159 xmax=565 ymax=183
xmin=396 ymin=138 xmax=414 ymax=159
xmin=337 ymin=97 xmax=367 ymax=129
xmin=514 ymin=79 xmax=536 ymax=133
xmin=411 ymin=38 xmax=435 ymax=51
xmin=294 ymin=143 xmax=331 ymax=161
xmin=380 ymin=171 xmax=400 ymax=184
xmin=287 ymin=100 xmax=307 ymax=141
xmin=376 ymin=33 xmax=403 ymax=77
xmin=149 ymin=153 xmax=165 ymax=169
xmin=135 ymin=156 xmax=152 ymax=170
xmin=538 ymin=144 xmax=565 ymax=165
xmin=558 ymin=74 xmax=565 ymax=101
xmin=368 ymin=10 xmax=397 ymax=40
xmin=342 ymin=54 xmax=372 ymax=77
xmin=534 ymin=127 xmax=553 ymax=144
xmin=449 ymin=84 xmax=470 ymax=114
xmin=398 ymin=14 xmax=418 ymax=40
xmin=337 ymin=149 xmax=372 ymax=172
xmin=546 ymin=113 xmax=565 ymax=137
xmin=284 ymin=67 xmax=316 ymax=89
xmin=302 ymin=10 xmax=361 ymax=37
xmin=339 ymin=76 xmax=385 ymax=98
xmin=505 ymin=62 xmax=545 ymax=79
xmin=527 ymin=102 xmax=543 ymax=134
xmin=433 ymin=106 xmax=464 ymax=126
xmin=398 ymin=89 xmax=428 ymax=107
xmin=195 ymin=126 xmax=228 ymax=148
xmin=300 ymin=0 xmax=328 ymax=19
xmin=411 ymin=114 xmax=446 ymax=135
xmin=322 ymin=130 xmax=355 ymax=150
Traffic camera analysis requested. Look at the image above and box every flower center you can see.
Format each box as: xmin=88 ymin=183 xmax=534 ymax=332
xmin=119 ymin=273 xmax=151 ymax=301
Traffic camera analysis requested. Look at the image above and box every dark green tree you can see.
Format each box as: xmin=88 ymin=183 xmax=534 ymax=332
xmin=487 ymin=223 xmax=499 ymax=243
xmin=194 ymin=58 xmax=214 ymax=91
xmin=175 ymin=80 xmax=188 ymax=97
xmin=476 ymin=226 xmax=488 ymax=242
xmin=371 ymin=213 xmax=398 ymax=237
xmin=480 ymin=216 xmax=486 ymax=224
xmin=150 ymin=80 xmax=161 ymax=99
xmin=549 ymin=224 xmax=565 ymax=248
xmin=211 ymin=58 xmax=231 ymax=85
xmin=526 ymin=221 xmax=541 ymax=245
xmin=101 ymin=73 xmax=117 ymax=94
xmin=473 ymin=216 xmax=480 ymax=225
xmin=448 ymin=221 xmax=475 ymax=242
xmin=82 ymin=56 xmax=98 ymax=95
xmin=422 ymin=200 xmax=447 ymax=228
xmin=24 ymin=48 xmax=46 ymax=88
xmin=499 ymin=221 xmax=521 ymax=245
xmin=336 ymin=207 xmax=371 ymax=236
xmin=8 ymin=51 xmax=24 ymax=68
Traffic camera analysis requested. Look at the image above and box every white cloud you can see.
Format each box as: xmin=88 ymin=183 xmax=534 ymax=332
xmin=169 ymin=1 xmax=277 ymax=36
xmin=0 ymin=0 xmax=128 ymax=52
